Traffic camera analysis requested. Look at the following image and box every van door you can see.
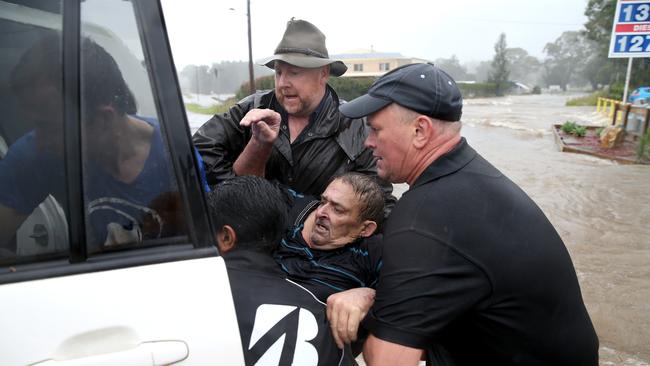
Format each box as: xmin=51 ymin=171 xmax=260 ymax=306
xmin=0 ymin=0 xmax=244 ymax=364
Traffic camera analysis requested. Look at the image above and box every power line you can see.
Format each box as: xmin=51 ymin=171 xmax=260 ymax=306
xmin=468 ymin=18 xmax=584 ymax=27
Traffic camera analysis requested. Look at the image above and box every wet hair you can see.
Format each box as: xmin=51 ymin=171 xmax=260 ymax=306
xmin=10 ymin=32 xmax=137 ymax=121
xmin=332 ymin=172 xmax=384 ymax=227
xmin=79 ymin=37 xmax=137 ymax=119
xmin=206 ymin=176 xmax=288 ymax=253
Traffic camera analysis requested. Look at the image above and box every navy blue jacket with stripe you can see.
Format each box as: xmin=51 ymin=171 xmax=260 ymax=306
xmin=273 ymin=195 xmax=383 ymax=303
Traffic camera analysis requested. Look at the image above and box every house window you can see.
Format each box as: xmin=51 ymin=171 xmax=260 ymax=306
xmin=379 ymin=63 xmax=390 ymax=71
xmin=353 ymin=64 xmax=363 ymax=72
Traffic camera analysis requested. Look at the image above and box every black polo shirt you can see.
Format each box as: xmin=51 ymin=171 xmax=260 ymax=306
xmin=226 ymin=247 xmax=355 ymax=365
xmin=363 ymin=138 xmax=598 ymax=365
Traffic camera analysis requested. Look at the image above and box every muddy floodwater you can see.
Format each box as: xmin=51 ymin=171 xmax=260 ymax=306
xmin=189 ymin=94 xmax=650 ymax=364
xmin=396 ymin=93 xmax=649 ymax=365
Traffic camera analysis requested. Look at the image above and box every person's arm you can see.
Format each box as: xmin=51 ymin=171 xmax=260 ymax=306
xmin=363 ymin=334 xmax=422 ymax=366
xmin=0 ymin=141 xmax=41 ymax=251
xmin=325 ymin=236 xmax=383 ymax=348
xmin=192 ymin=98 xmax=252 ymax=185
xmin=232 ymin=108 xmax=281 ymax=177
xmin=0 ymin=204 xmax=28 ymax=252
xmin=326 ymin=287 xmax=376 ymax=349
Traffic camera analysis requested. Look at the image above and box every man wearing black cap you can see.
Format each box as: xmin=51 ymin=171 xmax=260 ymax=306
xmin=193 ymin=19 xmax=393 ymax=210
xmin=331 ymin=63 xmax=599 ymax=365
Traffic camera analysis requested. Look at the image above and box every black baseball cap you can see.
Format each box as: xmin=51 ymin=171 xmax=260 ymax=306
xmin=339 ymin=62 xmax=462 ymax=121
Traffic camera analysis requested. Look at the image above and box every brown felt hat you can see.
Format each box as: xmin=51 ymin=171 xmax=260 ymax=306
xmin=260 ymin=18 xmax=347 ymax=77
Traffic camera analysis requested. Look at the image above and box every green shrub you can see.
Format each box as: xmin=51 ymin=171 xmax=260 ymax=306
xmin=637 ymin=130 xmax=650 ymax=162
xmin=235 ymin=75 xmax=275 ymax=101
xmin=185 ymin=98 xmax=237 ymax=115
xmin=532 ymin=86 xmax=541 ymax=95
xmin=566 ymin=90 xmax=608 ymax=106
xmin=564 ymin=84 xmax=624 ymax=106
xmin=328 ymin=77 xmax=376 ymax=101
xmin=573 ymin=125 xmax=587 ymax=137
xmin=561 ymin=121 xmax=578 ymax=133
xmin=560 ymin=121 xmax=588 ymax=138
xmin=234 ymin=76 xmax=500 ymax=103
xmin=608 ymin=83 xmax=625 ymax=101
xmin=458 ymin=82 xmax=498 ymax=98
xmin=234 ymin=75 xmax=377 ymax=102
xmin=595 ymin=127 xmax=604 ymax=137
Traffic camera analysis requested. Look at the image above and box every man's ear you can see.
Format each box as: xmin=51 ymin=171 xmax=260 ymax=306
xmin=216 ymin=225 xmax=237 ymax=254
xmin=412 ymin=115 xmax=434 ymax=149
xmin=94 ymin=105 xmax=117 ymax=126
xmin=359 ymin=220 xmax=378 ymax=238
xmin=320 ymin=65 xmax=330 ymax=84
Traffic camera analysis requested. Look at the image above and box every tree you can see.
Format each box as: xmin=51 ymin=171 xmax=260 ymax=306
xmin=505 ymin=47 xmax=542 ymax=87
xmin=472 ymin=60 xmax=492 ymax=82
xmin=584 ymin=0 xmax=617 ymax=56
xmin=179 ymin=64 xmax=215 ymax=94
xmin=581 ymin=46 xmax=609 ymax=90
xmin=434 ymin=55 xmax=469 ymax=81
xmin=489 ymin=33 xmax=510 ymax=96
xmin=179 ymin=62 xmax=273 ymax=96
xmin=543 ymin=31 xmax=597 ymax=90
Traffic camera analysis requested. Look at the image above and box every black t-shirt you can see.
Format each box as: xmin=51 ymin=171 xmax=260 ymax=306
xmin=274 ymin=195 xmax=383 ymax=302
xmin=225 ymin=247 xmax=355 ymax=366
xmin=363 ymin=138 xmax=599 ymax=365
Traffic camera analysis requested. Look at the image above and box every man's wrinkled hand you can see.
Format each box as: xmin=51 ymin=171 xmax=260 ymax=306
xmin=326 ymin=287 xmax=376 ymax=349
xmin=240 ymin=108 xmax=281 ymax=145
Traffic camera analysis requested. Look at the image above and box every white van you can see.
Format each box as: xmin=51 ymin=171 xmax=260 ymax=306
xmin=0 ymin=1 xmax=245 ymax=364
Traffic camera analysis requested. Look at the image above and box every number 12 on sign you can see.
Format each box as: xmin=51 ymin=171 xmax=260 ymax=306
xmin=615 ymin=34 xmax=650 ymax=52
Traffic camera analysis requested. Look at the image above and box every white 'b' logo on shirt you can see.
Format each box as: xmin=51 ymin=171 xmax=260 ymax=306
xmin=249 ymin=304 xmax=319 ymax=365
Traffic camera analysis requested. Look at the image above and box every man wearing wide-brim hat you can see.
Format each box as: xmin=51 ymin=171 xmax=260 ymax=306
xmin=193 ymin=18 xmax=394 ymax=212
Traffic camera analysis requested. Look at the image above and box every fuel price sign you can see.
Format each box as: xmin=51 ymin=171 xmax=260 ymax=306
xmin=609 ymin=0 xmax=650 ymax=57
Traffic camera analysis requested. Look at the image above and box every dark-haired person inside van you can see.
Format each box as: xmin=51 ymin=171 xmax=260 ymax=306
xmin=0 ymin=33 xmax=207 ymax=255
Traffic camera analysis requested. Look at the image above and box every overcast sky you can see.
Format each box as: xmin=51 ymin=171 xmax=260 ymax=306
xmin=160 ymin=0 xmax=589 ymax=69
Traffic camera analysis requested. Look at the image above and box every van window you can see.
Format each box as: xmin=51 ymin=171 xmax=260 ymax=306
xmin=80 ymin=0 xmax=189 ymax=254
xmin=0 ymin=1 xmax=68 ymax=263
xmin=0 ymin=0 xmax=194 ymax=266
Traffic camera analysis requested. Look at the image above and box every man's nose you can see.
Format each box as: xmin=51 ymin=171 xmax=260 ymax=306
xmin=364 ymin=135 xmax=375 ymax=149
xmin=315 ymin=204 xmax=328 ymax=218
xmin=276 ymin=73 xmax=289 ymax=88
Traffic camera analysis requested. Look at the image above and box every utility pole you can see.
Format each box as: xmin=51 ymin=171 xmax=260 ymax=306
xmin=195 ymin=66 xmax=200 ymax=103
xmin=247 ymin=0 xmax=255 ymax=94
xmin=623 ymin=57 xmax=633 ymax=103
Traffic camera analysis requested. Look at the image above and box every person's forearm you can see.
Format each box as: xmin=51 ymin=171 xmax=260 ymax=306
xmin=192 ymin=102 xmax=251 ymax=183
xmin=0 ymin=205 xmax=27 ymax=251
xmin=363 ymin=335 xmax=422 ymax=366
xmin=327 ymin=287 xmax=376 ymax=348
xmin=233 ymin=138 xmax=273 ymax=177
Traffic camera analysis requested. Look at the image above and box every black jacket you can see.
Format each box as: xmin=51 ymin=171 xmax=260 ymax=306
xmin=193 ymin=86 xmax=394 ymax=206
xmin=225 ymin=248 xmax=355 ymax=366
